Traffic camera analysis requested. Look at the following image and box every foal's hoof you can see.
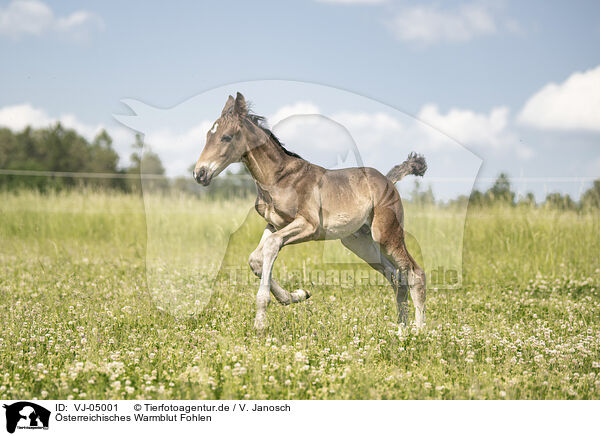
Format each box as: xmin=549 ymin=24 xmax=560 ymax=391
xmin=297 ymin=289 xmax=311 ymax=299
xmin=291 ymin=289 xmax=311 ymax=303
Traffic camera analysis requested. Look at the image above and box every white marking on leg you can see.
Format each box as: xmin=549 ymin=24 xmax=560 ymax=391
xmin=254 ymin=235 xmax=281 ymax=330
xmin=250 ymin=227 xmax=293 ymax=305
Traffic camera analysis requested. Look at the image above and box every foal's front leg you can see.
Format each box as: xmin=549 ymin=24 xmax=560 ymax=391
xmin=249 ymin=225 xmax=311 ymax=306
xmin=254 ymin=218 xmax=315 ymax=331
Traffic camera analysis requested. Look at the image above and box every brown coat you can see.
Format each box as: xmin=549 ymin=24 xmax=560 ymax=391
xmin=194 ymin=93 xmax=427 ymax=331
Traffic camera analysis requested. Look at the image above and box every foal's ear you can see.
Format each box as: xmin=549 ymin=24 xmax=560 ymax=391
xmin=234 ymin=92 xmax=248 ymax=115
xmin=222 ymin=95 xmax=235 ymax=116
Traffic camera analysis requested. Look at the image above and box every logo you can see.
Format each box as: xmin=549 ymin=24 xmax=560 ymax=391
xmin=3 ymin=402 xmax=50 ymax=434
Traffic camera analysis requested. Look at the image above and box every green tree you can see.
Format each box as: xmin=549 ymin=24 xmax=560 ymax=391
xmin=128 ymin=133 xmax=165 ymax=175
xmin=517 ymin=192 xmax=536 ymax=207
xmin=127 ymin=133 xmax=167 ymax=192
xmin=581 ymin=179 xmax=600 ymax=210
xmin=468 ymin=189 xmax=486 ymax=207
xmin=486 ymin=173 xmax=515 ymax=205
xmin=0 ymin=124 xmax=122 ymax=191
xmin=544 ymin=192 xmax=577 ymax=210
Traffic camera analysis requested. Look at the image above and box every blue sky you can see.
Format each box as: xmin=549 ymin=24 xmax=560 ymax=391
xmin=1 ymin=0 xmax=599 ymax=200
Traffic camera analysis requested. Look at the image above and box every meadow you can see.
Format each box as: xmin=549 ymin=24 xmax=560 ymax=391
xmin=0 ymin=190 xmax=599 ymax=399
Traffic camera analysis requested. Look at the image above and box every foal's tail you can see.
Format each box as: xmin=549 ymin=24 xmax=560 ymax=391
xmin=386 ymin=152 xmax=427 ymax=183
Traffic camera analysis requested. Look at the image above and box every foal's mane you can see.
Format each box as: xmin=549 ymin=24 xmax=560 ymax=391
xmin=245 ymin=112 xmax=303 ymax=160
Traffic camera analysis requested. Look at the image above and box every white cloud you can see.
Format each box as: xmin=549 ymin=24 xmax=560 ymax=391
xmin=418 ymin=104 xmax=509 ymax=148
xmin=269 ymin=102 xmax=320 ymax=126
xmin=143 ymin=122 xmax=212 ymax=176
xmin=268 ymin=101 xmax=533 ymax=165
xmin=518 ymin=65 xmax=600 ymax=132
xmin=274 ymin=115 xmax=361 ymax=167
xmin=331 ymin=111 xmax=405 ymax=152
xmin=418 ymin=104 xmax=533 ymax=159
xmin=0 ymin=0 xmax=103 ymax=40
xmin=269 ymin=103 xmax=406 ymax=153
xmin=0 ymin=103 xmax=102 ymax=137
xmin=389 ymin=2 xmax=497 ymax=44
xmin=329 ymin=104 xmax=528 ymax=158
xmin=0 ymin=103 xmax=51 ymax=130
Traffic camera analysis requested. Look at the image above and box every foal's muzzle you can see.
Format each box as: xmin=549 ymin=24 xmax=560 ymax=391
xmin=193 ymin=167 xmax=211 ymax=186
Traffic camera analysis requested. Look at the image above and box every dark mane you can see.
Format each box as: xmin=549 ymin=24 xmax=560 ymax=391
xmin=246 ymin=113 xmax=303 ymax=160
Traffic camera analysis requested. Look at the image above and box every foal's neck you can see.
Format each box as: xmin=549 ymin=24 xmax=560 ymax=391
xmin=241 ymin=131 xmax=299 ymax=187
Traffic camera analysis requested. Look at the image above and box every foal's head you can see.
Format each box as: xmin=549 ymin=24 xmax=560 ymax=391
xmin=193 ymin=92 xmax=251 ymax=186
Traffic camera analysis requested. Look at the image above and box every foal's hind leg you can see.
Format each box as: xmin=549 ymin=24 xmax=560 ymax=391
xmin=249 ymin=225 xmax=311 ymax=305
xmin=341 ymin=227 xmax=409 ymax=326
xmin=370 ymin=206 xmax=426 ymax=328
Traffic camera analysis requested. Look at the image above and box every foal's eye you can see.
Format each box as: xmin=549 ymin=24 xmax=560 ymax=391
xmin=221 ymin=135 xmax=232 ymax=142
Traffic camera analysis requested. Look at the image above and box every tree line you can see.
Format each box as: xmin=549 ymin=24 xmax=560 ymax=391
xmin=0 ymin=124 xmax=160 ymax=192
xmin=0 ymin=123 xmax=256 ymax=198
xmin=0 ymin=123 xmax=598 ymax=209
xmin=437 ymin=173 xmax=600 ymax=211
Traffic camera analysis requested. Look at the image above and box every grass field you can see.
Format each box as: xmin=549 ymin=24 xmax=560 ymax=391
xmin=1 ymin=190 xmax=599 ymax=399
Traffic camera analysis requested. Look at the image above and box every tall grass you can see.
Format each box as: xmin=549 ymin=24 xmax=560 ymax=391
xmin=0 ymin=190 xmax=598 ymax=399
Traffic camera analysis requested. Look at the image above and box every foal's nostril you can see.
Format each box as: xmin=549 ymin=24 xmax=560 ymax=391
xmin=194 ymin=167 xmax=207 ymax=183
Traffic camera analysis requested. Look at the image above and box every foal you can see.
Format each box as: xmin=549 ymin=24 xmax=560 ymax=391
xmin=194 ymin=93 xmax=427 ymax=331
